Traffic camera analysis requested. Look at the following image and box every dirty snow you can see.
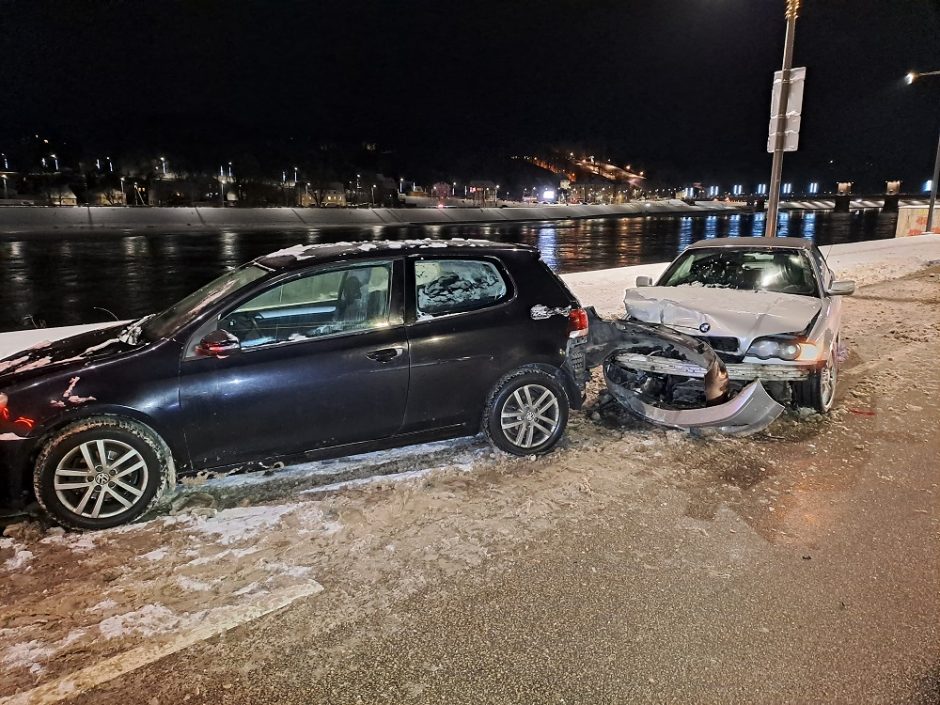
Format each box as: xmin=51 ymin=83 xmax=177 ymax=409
xmin=0 ymin=235 xmax=939 ymax=700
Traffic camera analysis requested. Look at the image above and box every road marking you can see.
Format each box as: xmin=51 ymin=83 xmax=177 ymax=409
xmin=0 ymin=582 xmax=323 ymax=705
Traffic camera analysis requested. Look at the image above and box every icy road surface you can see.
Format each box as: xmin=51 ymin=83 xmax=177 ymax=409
xmin=1 ymin=256 xmax=939 ymax=703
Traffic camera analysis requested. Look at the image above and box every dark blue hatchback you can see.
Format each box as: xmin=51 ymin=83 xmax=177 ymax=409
xmin=0 ymin=239 xmax=588 ymax=529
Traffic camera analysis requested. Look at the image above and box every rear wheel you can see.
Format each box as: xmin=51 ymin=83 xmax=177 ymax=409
xmin=484 ymin=368 xmax=569 ymax=455
xmin=793 ymin=341 xmax=838 ymax=413
xmin=34 ymin=417 xmax=171 ymax=531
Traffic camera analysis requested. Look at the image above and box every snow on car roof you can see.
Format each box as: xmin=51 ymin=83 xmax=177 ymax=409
xmin=686 ymin=237 xmax=814 ymax=250
xmin=256 ymin=239 xmax=535 ymax=268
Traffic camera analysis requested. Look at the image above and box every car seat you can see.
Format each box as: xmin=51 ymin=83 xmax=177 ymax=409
xmin=336 ymin=275 xmax=366 ymax=328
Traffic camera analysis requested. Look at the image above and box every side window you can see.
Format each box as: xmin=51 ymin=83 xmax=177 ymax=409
xmin=220 ymin=263 xmax=392 ymax=348
xmin=415 ymin=259 xmax=509 ymax=318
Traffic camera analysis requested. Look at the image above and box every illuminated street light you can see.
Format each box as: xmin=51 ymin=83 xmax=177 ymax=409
xmin=159 ymin=156 xmax=166 ymax=174
xmin=1 ymin=174 xmax=7 ymax=200
xmin=50 ymin=154 xmax=59 ymax=171
xmin=904 ymin=68 xmax=940 ymax=232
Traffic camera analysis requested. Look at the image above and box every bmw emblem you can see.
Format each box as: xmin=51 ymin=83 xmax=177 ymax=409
xmin=699 ymin=322 xmax=711 ymax=333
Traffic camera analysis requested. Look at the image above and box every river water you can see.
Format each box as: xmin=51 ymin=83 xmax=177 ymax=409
xmin=0 ymin=209 xmax=895 ymax=332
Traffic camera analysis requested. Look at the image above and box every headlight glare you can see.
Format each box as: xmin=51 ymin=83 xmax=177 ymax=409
xmin=747 ymin=338 xmax=802 ymax=361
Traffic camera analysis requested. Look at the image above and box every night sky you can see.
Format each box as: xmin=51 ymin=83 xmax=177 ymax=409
xmin=1 ymin=0 xmax=938 ymax=189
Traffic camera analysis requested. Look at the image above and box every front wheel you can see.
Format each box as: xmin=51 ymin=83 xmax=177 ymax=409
xmin=793 ymin=341 xmax=838 ymax=413
xmin=34 ymin=417 xmax=171 ymax=531
xmin=484 ymin=368 xmax=569 ymax=456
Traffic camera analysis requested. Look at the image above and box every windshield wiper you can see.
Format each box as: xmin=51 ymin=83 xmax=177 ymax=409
xmin=118 ymin=314 xmax=156 ymax=346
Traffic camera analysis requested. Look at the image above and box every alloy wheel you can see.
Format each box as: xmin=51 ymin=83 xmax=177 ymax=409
xmin=500 ymin=384 xmax=560 ymax=449
xmin=53 ymin=439 xmax=150 ymax=520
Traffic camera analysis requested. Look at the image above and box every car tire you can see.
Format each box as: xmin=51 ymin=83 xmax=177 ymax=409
xmin=483 ymin=368 xmax=569 ymax=456
xmin=34 ymin=416 xmax=171 ymax=531
xmin=793 ymin=341 xmax=838 ymax=413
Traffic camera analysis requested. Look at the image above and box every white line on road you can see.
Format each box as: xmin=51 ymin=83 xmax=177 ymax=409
xmin=0 ymin=582 xmax=323 ymax=705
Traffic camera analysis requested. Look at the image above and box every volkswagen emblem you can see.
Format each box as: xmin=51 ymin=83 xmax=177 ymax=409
xmin=698 ymin=322 xmax=711 ymax=333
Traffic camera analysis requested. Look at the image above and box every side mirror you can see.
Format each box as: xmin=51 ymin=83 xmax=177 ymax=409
xmin=198 ymin=329 xmax=241 ymax=356
xmin=826 ymin=280 xmax=855 ymax=297
xmin=635 ymin=275 xmax=654 ymax=287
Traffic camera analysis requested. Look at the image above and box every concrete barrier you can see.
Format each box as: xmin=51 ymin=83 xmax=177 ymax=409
xmin=0 ymin=200 xmax=752 ymax=232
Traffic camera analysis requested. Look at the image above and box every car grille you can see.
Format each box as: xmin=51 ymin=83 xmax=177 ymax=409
xmin=693 ymin=335 xmax=740 ymax=353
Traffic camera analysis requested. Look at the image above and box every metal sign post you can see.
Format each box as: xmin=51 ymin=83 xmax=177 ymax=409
xmin=765 ymin=0 xmax=802 ymax=238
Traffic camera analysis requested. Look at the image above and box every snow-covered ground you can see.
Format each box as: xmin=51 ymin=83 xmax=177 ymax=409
xmin=0 ymin=233 xmax=939 ymax=703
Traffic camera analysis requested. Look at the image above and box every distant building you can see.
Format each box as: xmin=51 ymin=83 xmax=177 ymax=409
xmin=46 ymin=186 xmax=78 ymax=206
xmin=88 ymin=188 xmax=126 ymax=206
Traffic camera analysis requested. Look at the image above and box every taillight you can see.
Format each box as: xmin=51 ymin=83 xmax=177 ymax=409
xmin=568 ymin=308 xmax=589 ymax=339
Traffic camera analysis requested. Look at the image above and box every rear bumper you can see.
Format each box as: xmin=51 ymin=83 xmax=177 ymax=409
xmin=612 ymin=352 xmax=815 ymax=382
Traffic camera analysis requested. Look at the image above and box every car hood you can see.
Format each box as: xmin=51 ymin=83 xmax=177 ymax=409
xmin=0 ymin=324 xmax=135 ymax=384
xmin=623 ymin=286 xmax=822 ymax=340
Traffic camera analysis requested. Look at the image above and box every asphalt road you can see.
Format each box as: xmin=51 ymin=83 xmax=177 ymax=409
xmin=58 ymin=267 xmax=940 ymax=705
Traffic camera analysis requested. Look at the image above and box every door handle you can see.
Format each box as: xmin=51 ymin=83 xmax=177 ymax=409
xmin=366 ymin=346 xmax=404 ymax=363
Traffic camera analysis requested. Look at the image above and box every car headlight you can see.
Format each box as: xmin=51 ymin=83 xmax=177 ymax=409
xmin=747 ymin=338 xmax=802 ymax=361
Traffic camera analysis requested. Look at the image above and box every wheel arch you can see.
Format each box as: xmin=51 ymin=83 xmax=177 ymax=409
xmin=522 ymin=362 xmax=584 ymax=411
xmin=23 ymin=405 xmax=180 ymax=498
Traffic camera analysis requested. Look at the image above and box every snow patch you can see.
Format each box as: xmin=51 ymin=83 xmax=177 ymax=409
xmin=87 ymin=599 xmax=117 ymax=613
xmin=176 ymin=576 xmax=215 ymax=592
xmin=98 ymin=604 xmax=180 ymax=640
xmin=140 ymin=548 xmax=167 ymax=562
xmin=188 ymin=505 xmax=299 ymax=545
xmin=3 ymin=548 xmax=33 ymax=571
xmin=2 ymin=639 xmax=53 ymax=675
xmin=40 ymin=532 xmax=96 ymax=552
xmin=0 ymin=356 xmax=29 ymax=374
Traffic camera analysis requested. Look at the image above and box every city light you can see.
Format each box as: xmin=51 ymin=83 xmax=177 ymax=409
xmin=927 ymin=180 xmax=935 ymax=192
xmin=782 ymin=183 xmax=792 ymax=194
xmin=808 ymin=182 xmax=819 ymax=194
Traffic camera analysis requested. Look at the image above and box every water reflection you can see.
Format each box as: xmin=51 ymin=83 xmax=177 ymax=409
xmin=537 ymin=227 xmax=559 ymax=269
xmin=0 ymin=210 xmax=897 ymax=331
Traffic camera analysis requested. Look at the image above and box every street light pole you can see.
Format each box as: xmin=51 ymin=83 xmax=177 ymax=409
xmin=906 ymin=69 xmax=940 ymax=233
xmin=928 ymin=132 xmax=940 ymax=233
xmin=765 ymin=0 xmax=801 ymax=238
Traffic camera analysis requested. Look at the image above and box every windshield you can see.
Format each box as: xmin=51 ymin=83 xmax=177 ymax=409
xmin=660 ymin=248 xmax=819 ymax=296
xmin=142 ymin=264 xmax=269 ymax=340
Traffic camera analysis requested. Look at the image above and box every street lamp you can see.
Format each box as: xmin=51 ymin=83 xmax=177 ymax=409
xmin=371 ymin=184 xmax=376 ymax=205
xmin=120 ymin=176 xmax=126 ymax=206
xmin=905 ymin=69 xmax=940 ymax=233
xmin=159 ymin=156 xmax=167 ymax=175
xmin=1 ymin=174 xmax=7 ymax=200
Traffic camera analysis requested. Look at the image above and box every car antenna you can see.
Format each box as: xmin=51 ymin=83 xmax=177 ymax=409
xmin=93 ymin=306 xmax=119 ymax=321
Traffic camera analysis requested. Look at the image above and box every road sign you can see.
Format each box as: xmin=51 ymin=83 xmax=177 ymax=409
xmin=767 ymin=66 xmax=806 ymax=153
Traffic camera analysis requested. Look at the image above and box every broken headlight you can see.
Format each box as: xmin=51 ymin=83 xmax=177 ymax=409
xmin=746 ymin=337 xmax=802 ymax=361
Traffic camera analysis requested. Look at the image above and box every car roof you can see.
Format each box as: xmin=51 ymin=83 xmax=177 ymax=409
xmin=685 ymin=237 xmax=815 ymax=251
xmin=255 ymin=238 xmax=537 ymax=270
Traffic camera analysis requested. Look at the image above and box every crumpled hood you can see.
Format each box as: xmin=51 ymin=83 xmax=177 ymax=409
xmin=0 ymin=324 xmax=132 ymax=384
xmin=624 ymin=286 xmax=821 ymax=342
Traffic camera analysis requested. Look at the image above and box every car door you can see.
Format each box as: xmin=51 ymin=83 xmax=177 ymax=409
xmin=178 ymin=259 xmax=408 ymax=469
xmin=400 ymin=255 xmax=522 ymax=434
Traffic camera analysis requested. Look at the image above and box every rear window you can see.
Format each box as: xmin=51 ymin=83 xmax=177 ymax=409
xmin=415 ymin=259 xmax=509 ymax=317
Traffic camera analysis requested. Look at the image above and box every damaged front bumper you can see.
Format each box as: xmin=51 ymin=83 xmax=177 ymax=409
xmin=583 ymin=309 xmax=783 ymax=435
xmin=611 ymin=352 xmax=815 ymax=382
